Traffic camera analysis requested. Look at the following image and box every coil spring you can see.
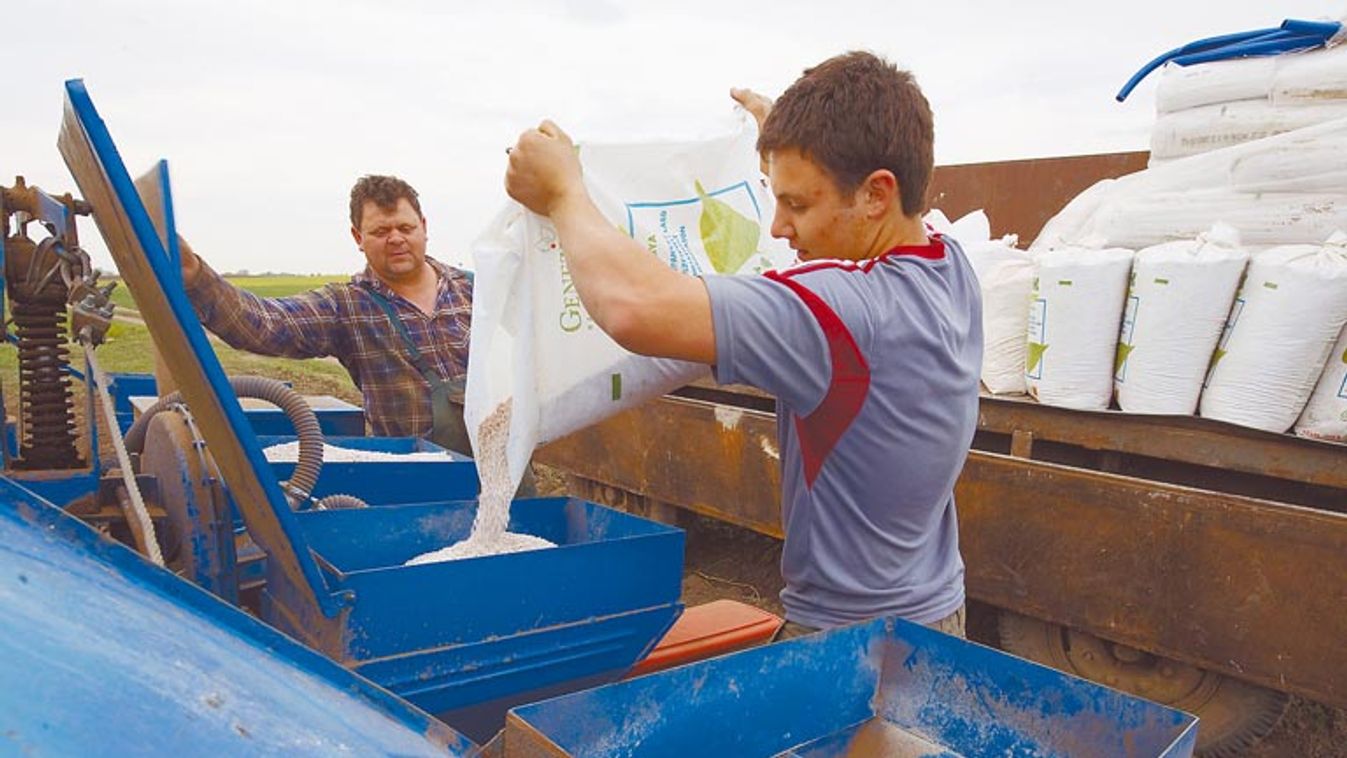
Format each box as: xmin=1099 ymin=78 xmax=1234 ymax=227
xmin=11 ymin=300 xmax=83 ymax=469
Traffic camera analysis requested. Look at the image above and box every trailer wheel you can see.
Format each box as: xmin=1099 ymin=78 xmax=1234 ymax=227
xmin=998 ymin=611 xmax=1288 ymax=757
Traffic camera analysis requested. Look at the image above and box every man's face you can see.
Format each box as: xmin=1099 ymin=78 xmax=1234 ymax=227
xmin=766 ymin=148 xmax=867 ymax=262
xmin=351 ymin=198 xmax=428 ymax=282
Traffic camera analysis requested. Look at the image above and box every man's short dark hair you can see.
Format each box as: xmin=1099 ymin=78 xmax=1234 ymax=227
xmin=349 ymin=175 xmax=423 ymax=228
xmin=758 ymin=51 xmax=934 ymax=217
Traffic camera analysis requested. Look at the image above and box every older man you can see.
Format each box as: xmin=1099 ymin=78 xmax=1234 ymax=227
xmin=181 ymin=175 xmax=475 ymax=453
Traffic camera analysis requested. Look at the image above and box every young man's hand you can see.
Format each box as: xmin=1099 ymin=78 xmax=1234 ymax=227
xmin=506 ymin=120 xmax=585 ymax=218
xmin=731 ymin=87 xmax=773 ymax=131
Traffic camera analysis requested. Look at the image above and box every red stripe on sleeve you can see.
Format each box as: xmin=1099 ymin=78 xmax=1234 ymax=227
xmin=763 ymin=270 xmax=871 ymax=487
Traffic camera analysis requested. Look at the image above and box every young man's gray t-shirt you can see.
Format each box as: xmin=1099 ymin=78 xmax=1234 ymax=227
xmin=702 ymin=235 xmax=982 ymax=628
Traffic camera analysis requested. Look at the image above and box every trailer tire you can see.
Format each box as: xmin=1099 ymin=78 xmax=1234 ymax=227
xmin=998 ymin=611 xmax=1288 ymax=757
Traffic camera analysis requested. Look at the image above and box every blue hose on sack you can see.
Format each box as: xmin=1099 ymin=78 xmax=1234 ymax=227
xmin=1116 ymin=18 xmax=1344 ymax=101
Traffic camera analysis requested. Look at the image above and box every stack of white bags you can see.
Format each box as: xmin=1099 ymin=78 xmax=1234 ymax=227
xmin=937 ymin=206 xmax=1347 ymax=442
xmin=959 ymin=37 xmax=1347 ymax=444
xmin=1151 ymin=44 xmax=1347 ymax=164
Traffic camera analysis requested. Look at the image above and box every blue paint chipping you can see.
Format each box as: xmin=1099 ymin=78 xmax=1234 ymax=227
xmin=510 ymin=617 xmax=1199 ymax=756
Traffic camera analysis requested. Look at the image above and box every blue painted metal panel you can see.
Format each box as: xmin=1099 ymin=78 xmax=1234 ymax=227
xmin=4 ymin=468 xmax=101 ymax=509
xmin=260 ymin=434 xmax=480 ymax=504
xmin=104 ymin=372 xmax=367 ymax=437
xmin=63 ymin=79 xmax=346 ymax=618
xmin=0 ymin=477 xmax=477 ymax=755
xmin=510 ymin=617 xmax=1199 ymax=757
xmin=289 ymin=497 xmax=683 ymax=742
xmin=244 ymin=402 xmax=366 ymax=436
xmin=105 ymin=371 xmax=157 ymax=433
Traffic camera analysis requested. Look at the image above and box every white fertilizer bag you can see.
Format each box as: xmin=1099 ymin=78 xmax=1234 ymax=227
xmin=1155 ymin=44 xmax=1347 ymax=114
xmin=1294 ymin=325 xmax=1347 ymax=442
xmin=1200 ymin=232 xmax=1347 ymax=433
xmin=927 ymin=209 xmax=1034 ymax=394
xmin=978 ymin=249 xmax=1035 ymax=395
xmin=1150 ymin=100 xmax=1347 ymax=162
xmin=465 ymin=115 xmax=794 ymax=494
xmin=1115 ymin=224 xmax=1249 ymax=415
xmin=1032 ymin=117 xmax=1347 ymax=255
xmin=1154 ymin=56 xmax=1278 ymax=114
xmin=1025 ymin=245 xmax=1135 ymax=410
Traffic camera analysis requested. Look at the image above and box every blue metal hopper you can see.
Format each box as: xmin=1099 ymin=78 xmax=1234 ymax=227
xmin=260 ymin=433 xmax=481 ymax=505
xmin=292 ymin=497 xmax=682 ymax=739
xmin=57 ymin=78 xmax=684 ymax=745
xmin=506 ymin=617 xmax=1199 ymax=757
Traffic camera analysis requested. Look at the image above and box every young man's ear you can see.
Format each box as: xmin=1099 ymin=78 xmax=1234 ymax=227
xmin=862 ymin=170 xmax=901 ymax=219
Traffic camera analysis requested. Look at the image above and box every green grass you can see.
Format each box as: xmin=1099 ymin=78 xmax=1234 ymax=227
xmin=4 ymin=274 xmax=361 ymax=405
xmin=106 ymin=274 xmax=347 ymax=311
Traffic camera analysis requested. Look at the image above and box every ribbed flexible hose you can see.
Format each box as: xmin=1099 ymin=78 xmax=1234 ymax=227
xmin=125 ymin=375 xmax=324 ymax=506
xmin=315 ymin=493 xmax=368 ymax=510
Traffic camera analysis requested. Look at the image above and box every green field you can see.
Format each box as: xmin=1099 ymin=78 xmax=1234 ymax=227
xmin=105 ymin=274 xmax=348 ymax=310
xmin=4 ymin=274 xmax=361 ymax=405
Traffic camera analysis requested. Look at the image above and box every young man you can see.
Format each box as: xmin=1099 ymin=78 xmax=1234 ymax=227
xmin=505 ymin=51 xmax=982 ymax=638
xmin=180 ymin=175 xmax=476 ymax=452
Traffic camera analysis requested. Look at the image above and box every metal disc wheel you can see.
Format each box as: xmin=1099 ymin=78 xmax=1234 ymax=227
xmin=998 ymin=612 xmax=1288 ymax=757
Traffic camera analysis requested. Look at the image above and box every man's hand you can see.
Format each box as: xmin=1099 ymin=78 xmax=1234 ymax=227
xmin=506 ymin=120 xmax=586 ymax=217
xmin=178 ymin=235 xmax=203 ymax=289
xmin=731 ymin=87 xmax=773 ymax=132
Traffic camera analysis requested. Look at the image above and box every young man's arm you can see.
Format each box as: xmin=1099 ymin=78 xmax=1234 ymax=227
xmin=506 ymin=121 xmax=716 ymax=365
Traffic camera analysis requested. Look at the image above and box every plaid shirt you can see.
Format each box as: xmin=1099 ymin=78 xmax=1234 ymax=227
xmin=188 ymin=256 xmax=473 ymax=438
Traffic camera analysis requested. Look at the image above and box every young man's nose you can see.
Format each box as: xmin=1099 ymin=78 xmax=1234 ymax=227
xmin=770 ymin=210 xmax=793 ymax=240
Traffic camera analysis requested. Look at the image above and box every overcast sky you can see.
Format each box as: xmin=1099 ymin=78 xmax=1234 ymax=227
xmin=6 ymin=0 xmax=1341 ymax=274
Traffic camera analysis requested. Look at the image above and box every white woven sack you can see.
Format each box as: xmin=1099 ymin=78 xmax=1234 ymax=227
xmin=1155 ymin=57 xmax=1277 ymax=114
xmin=1115 ymin=224 xmax=1249 ymax=414
xmin=1033 ymin=116 xmax=1347 ymax=255
xmin=1155 ymin=44 xmax=1347 ymax=114
xmin=1200 ymin=232 xmax=1347 ymax=433
xmin=466 ymin=115 xmax=793 ymax=494
xmin=1271 ymin=42 xmax=1347 ymax=105
xmin=966 ymin=240 xmax=1033 ymax=395
xmin=1294 ymin=325 xmax=1347 ymax=442
xmin=925 ymin=209 xmax=1033 ymax=394
xmin=1150 ymin=100 xmax=1347 ymax=162
xmin=1025 ymin=246 xmax=1134 ymax=410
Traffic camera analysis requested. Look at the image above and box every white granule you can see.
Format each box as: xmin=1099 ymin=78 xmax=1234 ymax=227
xmin=262 ymin=441 xmax=454 ymax=463
xmin=404 ymin=399 xmax=556 ymax=565
xmin=403 ymin=531 xmax=556 ymax=565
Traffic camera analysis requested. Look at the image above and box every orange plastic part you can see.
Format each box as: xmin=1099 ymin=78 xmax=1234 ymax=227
xmin=627 ymin=600 xmax=783 ymax=678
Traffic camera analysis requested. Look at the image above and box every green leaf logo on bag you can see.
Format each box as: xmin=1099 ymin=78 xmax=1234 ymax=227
xmin=1027 ymin=342 xmax=1049 ymax=373
xmin=1115 ymin=342 xmax=1134 ymax=376
xmin=696 ymin=180 xmax=760 ymax=274
xmin=1208 ymin=347 xmax=1227 ymax=373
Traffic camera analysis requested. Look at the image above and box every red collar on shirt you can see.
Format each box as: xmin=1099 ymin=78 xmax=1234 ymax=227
xmin=778 ymin=234 xmax=947 ymax=277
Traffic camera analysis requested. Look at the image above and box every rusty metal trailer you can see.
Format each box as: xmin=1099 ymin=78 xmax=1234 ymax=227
xmin=532 ymin=152 xmax=1347 ymax=756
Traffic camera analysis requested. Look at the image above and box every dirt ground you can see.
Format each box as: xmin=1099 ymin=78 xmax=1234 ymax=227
xmin=531 ymin=466 xmax=1347 ymax=758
